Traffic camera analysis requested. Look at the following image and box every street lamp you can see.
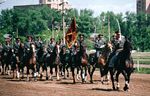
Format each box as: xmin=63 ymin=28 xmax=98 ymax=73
xmin=103 ymin=15 xmax=110 ymax=42
xmin=56 ymin=0 xmax=68 ymax=44
xmin=116 ymin=19 xmax=121 ymax=40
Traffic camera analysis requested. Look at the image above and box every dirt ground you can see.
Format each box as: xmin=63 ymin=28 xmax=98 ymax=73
xmin=0 ymin=68 xmax=150 ymax=96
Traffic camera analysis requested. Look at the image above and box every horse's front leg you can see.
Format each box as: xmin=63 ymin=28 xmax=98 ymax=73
xmin=100 ymin=69 xmax=104 ymax=84
xmin=90 ymin=66 xmax=95 ymax=83
xmin=33 ymin=64 xmax=37 ymax=81
xmin=76 ymin=66 xmax=80 ymax=80
xmin=116 ymin=71 xmax=121 ymax=90
xmin=80 ymin=66 xmax=85 ymax=83
xmin=71 ymin=66 xmax=75 ymax=84
xmin=122 ymin=70 xmax=130 ymax=91
xmin=63 ymin=63 xmax=66 ymax=79
xmin=27 ymin=66 xmax=30 ymax=81
xmin=110 ymin=68 xmax=115 ymax=90
xmin=84 ymin=65 xmax=87 ymax=82
xmin=50 ymin=65 xmax=53 ymax=81
xmin=56 ymin=64 xmax=59 ymax=80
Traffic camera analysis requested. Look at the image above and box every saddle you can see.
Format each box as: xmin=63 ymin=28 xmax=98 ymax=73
xmin=108 ymin=55 xmax=117 ymax=67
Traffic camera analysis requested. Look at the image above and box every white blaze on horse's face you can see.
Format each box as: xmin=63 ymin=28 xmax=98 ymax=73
xmin=12 ymin=49 xmax=14 ymax=53
xmin=108 ymin=43 xmax=113 ymax=52
xmin=57 ymin=45 xmax=60 ymax=53
xmin=31 ymin=44 xmax=36 ymax=52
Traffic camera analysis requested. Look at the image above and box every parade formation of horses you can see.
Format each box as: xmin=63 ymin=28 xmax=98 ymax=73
xmin=106 ymin=36 xmax=134 ymax=91
xmin=22 ymin=43 xmax=37 ymax=81
xmin=89 ymin=42 xmax=112 ymax=84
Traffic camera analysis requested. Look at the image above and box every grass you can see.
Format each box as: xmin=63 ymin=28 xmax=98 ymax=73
xmin=133 ymin=61 xmax=150 ymax=64
xmin=133 ymin=67 xmax=150 ymax=74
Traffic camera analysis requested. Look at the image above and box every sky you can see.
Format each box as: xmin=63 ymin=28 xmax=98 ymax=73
xmin=0 ymin=0 xmax=136 ymax=17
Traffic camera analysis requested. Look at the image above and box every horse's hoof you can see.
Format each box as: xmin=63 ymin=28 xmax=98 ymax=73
xmin=113 ymin=87 xmax=116 ymax=90
xmin=51 ymin=79 xmax=53 ymax=81
xmin=73 ymin=81 xmax=76 ymax=84
xmin=1 ymin=72 xmax=4 ymax=75
xmin=90 ymin=80 xmax=93 ymax=84
xmin=34 ymin=79 xmax=37 ymax=82
xmin=67 ymin=74 xmax=69 ymax=77
xmin=46 ymin=77 xmax=48 ymax=80
xmin=117 ymin=87 xmax=119 ymax=90
xmin=101 ymin=82 xmax=104 ymax=84
xmin=40 ymin=75 xmax=43 ymax=79
xmin=123 ymin=87 xmax=127 ymax=91
xmin=126 ymin=89 xmax=130 ymax=92
xmin=63 ymin=77 xmax=66 ymax=79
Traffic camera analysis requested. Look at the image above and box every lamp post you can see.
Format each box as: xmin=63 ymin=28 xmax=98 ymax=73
xmin=116 ymin=19 xmax=121 ymax=40
xmin=103 ymin=15 xmax=110 ymax=42
xmin=56 ymin=0 xmax=68 ymax=44
xmin=0 ymin=0 xmax=6 ymax=4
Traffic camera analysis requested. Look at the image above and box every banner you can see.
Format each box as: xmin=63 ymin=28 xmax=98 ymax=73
xmin=65 ymin=16 xmax=77 ymax=48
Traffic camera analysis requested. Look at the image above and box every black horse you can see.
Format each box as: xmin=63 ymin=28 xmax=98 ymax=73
xmin=12 ymin=43 xmax=24 ymax=78
xmin=36 ymin=43 xmax=45 ymax=78
xmin=3 ymin=48 xmax=14 ymax=75
xmin=59 ymin=46 xmax=70 ymax=79
xmin=104 ymin=36 xmax=134 ymax=91
xmin=47 ymin=43 xmax=60 ymax=81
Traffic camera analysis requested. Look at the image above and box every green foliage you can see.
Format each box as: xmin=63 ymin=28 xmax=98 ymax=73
xmin=0 ymin=6 xmax=150 ymax=51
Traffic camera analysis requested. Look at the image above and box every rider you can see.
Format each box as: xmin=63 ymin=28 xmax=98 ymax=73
xmin=21 ymin=35 xmax=34 ymax=63
xmin=77 ymin=34 xmax=88 ymax=65
xmin=3 ymin=39 xmax=12 ymax=58
xmin=35 ymin=36 xmax=43 ymax=62
xmin=94 ymin=34 xmax=106 ymax=63
xmin=46 ymin=38 xmax=55 ymax=58
xmin=59 ymin=38 xmax=65 ymax=50
xmin=110 ymin=35 xmax=117 ymax=51
xmin=13 ymin=38 xmax=21 ymax=63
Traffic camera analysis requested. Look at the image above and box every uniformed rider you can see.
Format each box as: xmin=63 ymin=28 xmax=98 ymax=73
xmin=94 ymin=34 xmax=106 ymax=62
xmin=35 ymin=36 xmax=43 ymax=61
xmin=13 ymin=38 xmax=21 ymax=63
xmin=3 ymin=39 xmax=12 ymax=58
xmin=46 ymin=38 xmax=55 ymax=57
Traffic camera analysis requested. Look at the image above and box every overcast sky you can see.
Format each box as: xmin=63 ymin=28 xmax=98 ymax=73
xmin=0 ymin=0 xmax=136 ymax=17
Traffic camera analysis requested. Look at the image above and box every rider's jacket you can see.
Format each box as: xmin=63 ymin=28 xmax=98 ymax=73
xmin=35 ymin=41 xmax=42 ymax=51
xmin=0 ymin=46 xmax=3 ymax=52
xmin=13 ymin=42 xmax=21 ymax=54
xmin=24 ymin=41 xmax=34 ymax=54
xmin=47 ymin=42 xmax=55 ymax=54
xmin=59 ymin=42 xmax=65 ymax=50
xmin=94 ymin=39 xmax=106 ymax=51
xmin=4 ymin=44 xmax=12 ymax=56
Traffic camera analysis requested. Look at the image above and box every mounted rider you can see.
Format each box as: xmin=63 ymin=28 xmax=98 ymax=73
xmin=0 ymin=42 xmax=4 ymax=72
xmin=13 ymin=38 xmax=22 ymax=63
xmin=94 ymin=34 xmax=106 ymax=63
xmin=35 ymin=36 xmax=43 ymax=61
xmin=3 ymin=39 xmax=12 ymax=58
xmin=46 ymin=38 xmax=55 ymax=58
xmin=21 ymin=35 xmax=34 ymax=63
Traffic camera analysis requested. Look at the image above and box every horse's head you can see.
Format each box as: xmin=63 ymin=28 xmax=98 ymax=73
xmin=80 ymin=45 xmax=87 ymax=52
xmin=124 ymin=36 xmax=134 ymax=52
xmin=30 ymin=43 xmax=36 ymax=53
xmin=55 ymin=42 xmax=60 ymax=54
xmin=101 ymin=42 xmax=112 ymax=55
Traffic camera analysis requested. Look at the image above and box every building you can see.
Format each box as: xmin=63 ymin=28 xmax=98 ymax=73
xmin=14 ymin=0 xmax=72 ymax=10
xmin=137 ymin=0 xmax=150 ymax=15
xmin=39 ymin=0 xmax=72 ymax=10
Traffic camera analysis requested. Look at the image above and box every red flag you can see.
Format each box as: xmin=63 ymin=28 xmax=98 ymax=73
xmin=65 ymin=16 xmax=77 ymax=48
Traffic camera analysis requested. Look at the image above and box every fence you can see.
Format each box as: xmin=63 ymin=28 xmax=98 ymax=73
xmin=133 ymin=59 xmax=150 ymax=71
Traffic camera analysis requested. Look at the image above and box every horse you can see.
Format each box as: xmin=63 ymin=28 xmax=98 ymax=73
xmin=0 ymin=48 xmax=4 ymax=73
xmin=3 ymin=48 xmax=14 ymax=75
xmin=47 ymin=42 xmax=60 ymax=81
xmin=12 ymin=43 xmax=24 ymax=78
xmin=22 ymin=43 xmax=37 ymax=81
xmin=75 ymin=42 xmax=89 ymax=83
xmin=106 ymin=36 xmax=134 ymax=91
xmin=36 ymin=43 xmax=45 ymax=78
xmin=89 ymin=42 xmax=112 ymax=84
xmin=59 ymin=46 xmax=70 ymax=79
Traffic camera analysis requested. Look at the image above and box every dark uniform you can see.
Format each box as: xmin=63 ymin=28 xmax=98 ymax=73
xmin=95 ymin=34 xmax=106 ymax=58
xmin=0 ymin=45 xmax=3 ymax=52
xmin=13 ymin=42 xmax=21 ymax=56
xmin=4 ymin=43 xmax=12 ymax=57
xmin=24 ymin=40 xmax=34 ymax=54
xmin=46 ymin=38 xmax=55 ymax=57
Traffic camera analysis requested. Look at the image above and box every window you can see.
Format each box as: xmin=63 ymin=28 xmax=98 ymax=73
xmin=48 ymin=0 xmax=51 ymax=2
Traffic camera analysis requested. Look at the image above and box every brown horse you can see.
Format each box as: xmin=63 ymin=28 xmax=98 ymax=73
xmin=89 ymin=42 xmax=112 ymax=84
xmin=12 ymin=43 xmax=24 ymax=78
xmin=23 ymin=43 xmax=37 ymax=81
xmin=47 ymin=42 xmax=60 ymax=81
xmin=0 ymin=48 xmax=4 ymax=73
xmin=76 ymin=43 xmax=89 ymax=83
